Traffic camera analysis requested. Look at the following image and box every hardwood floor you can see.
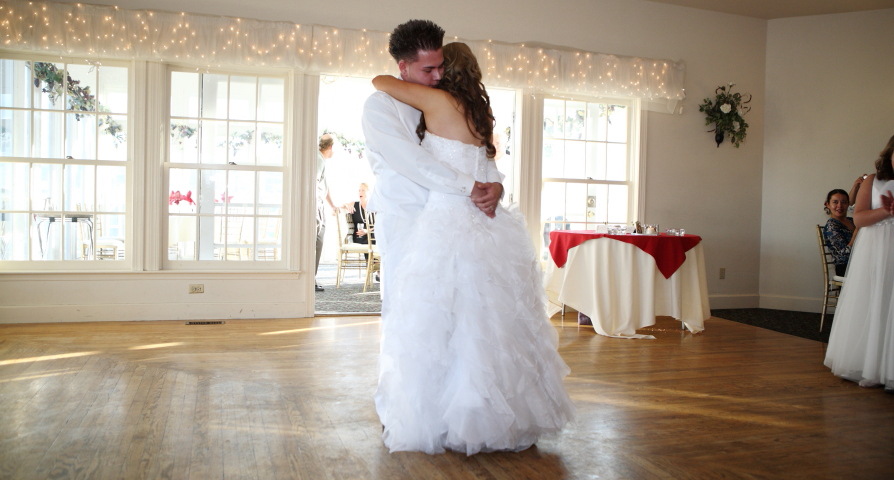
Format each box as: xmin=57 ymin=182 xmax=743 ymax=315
xmin=1 ymin=315 xmax=892 ymax=479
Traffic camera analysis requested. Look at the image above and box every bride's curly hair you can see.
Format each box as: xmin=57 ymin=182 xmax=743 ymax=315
xmin=875 ymin=134 xmax=894 ymax=181
xmin=416 ymin=42 xmax=496 ymax=158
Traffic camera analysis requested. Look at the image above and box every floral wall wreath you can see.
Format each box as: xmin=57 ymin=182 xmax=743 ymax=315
xmin=698 ymin=83 xmax=751 ymax=148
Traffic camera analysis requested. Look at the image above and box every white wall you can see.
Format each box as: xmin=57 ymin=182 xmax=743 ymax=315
xmin=2 ymin=0 xmax=775 ymax=321
xmin=760 ymin=9 xmax=894 ymax=312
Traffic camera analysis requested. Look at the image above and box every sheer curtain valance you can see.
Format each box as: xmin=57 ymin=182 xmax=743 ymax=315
xmin=1 ymin=0 xmax=685 ymax=110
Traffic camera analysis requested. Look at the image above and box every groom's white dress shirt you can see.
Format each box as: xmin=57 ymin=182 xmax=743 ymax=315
xmin=361 ymin=90 xmax=503 ymax=299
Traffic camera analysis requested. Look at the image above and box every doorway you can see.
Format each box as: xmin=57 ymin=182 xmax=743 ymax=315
xmin=315 ymin=75 xmax=380 ymax=314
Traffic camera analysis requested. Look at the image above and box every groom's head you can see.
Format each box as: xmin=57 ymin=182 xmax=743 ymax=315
xmin=389 ymin=19 xmax=445 ymax=87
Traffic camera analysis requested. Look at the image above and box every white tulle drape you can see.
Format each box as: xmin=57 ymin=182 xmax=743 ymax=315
xmin=0 ymin=0 xmax=685 ymax=110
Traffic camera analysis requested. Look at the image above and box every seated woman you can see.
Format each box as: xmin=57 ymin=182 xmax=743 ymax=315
xmin=822 ymin=188 xmax=857 ymax=276
xmin=342 ymin=183 xmax=375 ymax=246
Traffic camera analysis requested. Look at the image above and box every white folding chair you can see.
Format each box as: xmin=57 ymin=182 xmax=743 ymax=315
xmin=335 ymin=211 xmax=368 ymax=287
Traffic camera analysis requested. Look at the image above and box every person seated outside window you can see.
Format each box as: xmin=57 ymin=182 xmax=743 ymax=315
xmin=342 ymin=183 xmax=375 ymax=246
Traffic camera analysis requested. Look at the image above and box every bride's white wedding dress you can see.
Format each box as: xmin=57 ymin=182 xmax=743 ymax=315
xmin=376 ymin=133 xmax=575 ymax=455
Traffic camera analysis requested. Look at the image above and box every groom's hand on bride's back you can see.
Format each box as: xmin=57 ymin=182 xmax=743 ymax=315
xmin=472 ymin=182 xmax=503 ymax=218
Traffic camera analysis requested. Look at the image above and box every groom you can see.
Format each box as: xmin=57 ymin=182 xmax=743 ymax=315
xmin=361 ymin=19 xmax=503 ymax=303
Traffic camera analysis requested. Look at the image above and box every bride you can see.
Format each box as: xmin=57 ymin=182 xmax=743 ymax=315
xmin=372 ymin=42 xmax=575 ymax=455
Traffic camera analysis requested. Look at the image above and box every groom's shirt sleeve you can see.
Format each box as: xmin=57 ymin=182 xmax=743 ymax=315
xmin=362 ymin=92 xmax=476 ymax=196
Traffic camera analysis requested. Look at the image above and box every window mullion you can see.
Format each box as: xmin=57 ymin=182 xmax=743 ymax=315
xmin=141 ymin=61 xmax=166 ymax=271
xmin=519 ymin=88 xmax=544 ymax=249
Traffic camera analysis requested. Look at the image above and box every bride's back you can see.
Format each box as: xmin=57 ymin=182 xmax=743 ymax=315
xmin=421 ymin=92 xmax=484 ymax=148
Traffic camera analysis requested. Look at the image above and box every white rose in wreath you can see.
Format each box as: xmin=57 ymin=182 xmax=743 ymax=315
xmin=733 ymin=121 xmax=740 ymax=131
xmin=720 ymin=103 xmax=732 ymax=114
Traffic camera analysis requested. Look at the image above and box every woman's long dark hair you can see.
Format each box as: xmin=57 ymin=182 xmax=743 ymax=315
xmin=416 ymin=42 xmax=496 ymax=158
xmin=875 ymin=134 xmax=894 ymax=181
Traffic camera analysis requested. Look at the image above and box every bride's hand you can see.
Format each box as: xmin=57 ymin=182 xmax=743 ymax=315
xmin=472 ymin=182 xmax=502 ymax=218
xmin=881 ymin=190 xmax=894 ymax=216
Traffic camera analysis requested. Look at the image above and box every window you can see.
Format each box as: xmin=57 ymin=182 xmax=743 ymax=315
xmin=166 ymin=70 xmax=286 ymax=265
xmin=540 ymin=96 xmax=637 ymax=257
xmin=0 ymin=57 xmax=129 ymax=264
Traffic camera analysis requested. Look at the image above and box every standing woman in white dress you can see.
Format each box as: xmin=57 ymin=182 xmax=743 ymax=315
xmin=371 ymin=42 xmax=575 ymax=455
xmin=824 ymin=134 xmax=894 ymax=392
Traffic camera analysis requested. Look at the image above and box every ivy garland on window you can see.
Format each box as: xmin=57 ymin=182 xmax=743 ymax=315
xmin=31 ymin=62 xmax=361 ymax=159
xmin=29 ymin=62 xmax=283 ymax=156
xmin=28 ymin=62 xmax=125 ymax=145
xmin=323 ymin=128 xmax=365 ymax=159
xmin=698 ymin=83 xmax=751 ymax=148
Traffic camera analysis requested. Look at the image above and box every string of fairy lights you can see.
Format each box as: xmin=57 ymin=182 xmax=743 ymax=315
xmin=0 ymin=0 xmax=685 ymax=103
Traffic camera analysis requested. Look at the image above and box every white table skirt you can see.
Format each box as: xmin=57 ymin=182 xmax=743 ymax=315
xmin=545 ymin=237 xmax=710 ymax=338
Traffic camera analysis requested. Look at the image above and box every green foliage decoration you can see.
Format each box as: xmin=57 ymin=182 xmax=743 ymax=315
xmin=28 ymin=62 xmax=125 ymax=145
xmin=698 ymin=83 xmax=751 ymax=148
xmin=323 ymin=129 xmax=365 ymax=159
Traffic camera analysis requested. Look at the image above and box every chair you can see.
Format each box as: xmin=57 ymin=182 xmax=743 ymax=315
xmin=255 ymin=217 xmax=282 ymax=261
xmin=816 ymin=224 xmax=846 ymax=331
xmin=80 ymin=214 xmax=124 ymax=260
xmin=334 ymin=211 xmax=369 ymax=287
xmin=362 ymin=211 xmax=380 ymax=292
xmin=95 ymin=215 xmax=125 ymax=260
xmin=218 ymin=216 xmax=248 ymax=260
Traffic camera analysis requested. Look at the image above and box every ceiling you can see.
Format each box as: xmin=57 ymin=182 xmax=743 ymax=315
xmin=647 ymin=0 xmax=894 ymax=19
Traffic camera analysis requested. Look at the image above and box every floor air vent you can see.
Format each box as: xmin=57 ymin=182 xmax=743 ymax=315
xmin=185 ymin=321 xmax=226 ymax=325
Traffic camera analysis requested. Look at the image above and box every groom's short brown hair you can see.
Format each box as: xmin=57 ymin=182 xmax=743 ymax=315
xmin=388 ymin=20 xmax=445 ymax=63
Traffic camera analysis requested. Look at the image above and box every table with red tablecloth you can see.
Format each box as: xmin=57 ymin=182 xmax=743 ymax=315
xmin=544 ymin=230 xmax=710 ymax=338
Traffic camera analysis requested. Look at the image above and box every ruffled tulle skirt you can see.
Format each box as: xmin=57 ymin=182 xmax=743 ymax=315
xmin=824 ymin=218 xmax=894 ymax=390
xmin=376 ymin=193 xmax=574 ymax=455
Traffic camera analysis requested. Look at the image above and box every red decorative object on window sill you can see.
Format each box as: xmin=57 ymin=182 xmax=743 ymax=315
xmin=169 ymin=190 xmax=194 ymax=205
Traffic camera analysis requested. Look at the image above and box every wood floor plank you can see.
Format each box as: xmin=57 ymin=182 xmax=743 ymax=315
xmin=263 ymin=389 xmax=325 ymax=480
xmin=280 ymin=391 xmax=339 ymax=480
xmin=241 ymin=382 xmax=282 ymax=480
xmin=220 ymin=379 xmax=257 ymax=480
xmin=121 ymin=366 xmax=173 ymax=480
xmin=149 ymin=369 xmax=198 ymax=480
xmin=186 ymin=375 xmax=223 ymax=480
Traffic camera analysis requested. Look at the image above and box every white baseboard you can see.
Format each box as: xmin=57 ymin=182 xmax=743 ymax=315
xmin=759 ymin=295 xmax=823 ymax=314
xmin=707 ymin=294 xmax=760 ymax=310
xmin=0 ymin=302 xmax=311 ymax=324
xmin=708 ymin=294 xmax=824 ymax=313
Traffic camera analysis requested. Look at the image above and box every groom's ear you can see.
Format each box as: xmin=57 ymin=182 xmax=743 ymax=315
xmin=397 ymin=60 xmax=409 ymax=79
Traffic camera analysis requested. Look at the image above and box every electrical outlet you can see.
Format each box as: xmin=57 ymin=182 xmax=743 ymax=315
xmin=189 ymin=284 xmax=204 ymax=294
xmin=719 ymin=268 xmax=726 ymax=280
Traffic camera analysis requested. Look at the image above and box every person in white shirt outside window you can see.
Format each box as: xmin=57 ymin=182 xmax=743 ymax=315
xmin=315 ymin=133 xmax=338 ymax=292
